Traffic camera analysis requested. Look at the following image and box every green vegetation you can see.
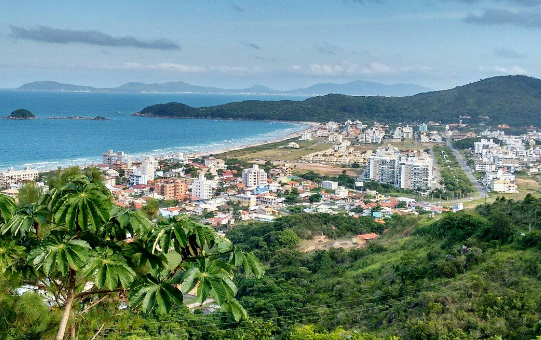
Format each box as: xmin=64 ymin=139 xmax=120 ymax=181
xmin=433 ymin=145 xmax=475 ymax=199
xmin=139 ymin=76 xmax=541 ymax=126
xmin=7 ymin=108 xmax=36 ymax=119
xmin=1 ymin=190 xmax=541 ymax=339
xmin=0 ymin=168 xmax=263 ymax=339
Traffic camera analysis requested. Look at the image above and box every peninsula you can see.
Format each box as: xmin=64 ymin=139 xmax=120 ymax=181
xmin=135 ymin=75 xmax=541 ymax=127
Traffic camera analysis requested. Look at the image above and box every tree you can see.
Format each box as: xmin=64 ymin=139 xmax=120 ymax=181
xmin=309 ymin=193 xmax=322 ymax=203
xmin=0 ymin=168 xmax=264 ymax=340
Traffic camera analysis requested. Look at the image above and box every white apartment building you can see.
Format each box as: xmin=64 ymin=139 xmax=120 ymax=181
xmin=322 ymin=180 xmax=339 ymax=190
xmin=490 ymin=179 xmax=518 ymax=193
xmin=0 ymin=167 xmax=39 ymax=187
xmin=102 ymin=150 xmax=131 ymax=167
xmin=363 ymin=146 xmax=434 ymax=190
xmin=242 ymin=164 xmax=268 ymax=188
xmin=399 ymin=156 xmax=433 ymax=190
xmin=192 ymin=173 xmax=213 ymax=200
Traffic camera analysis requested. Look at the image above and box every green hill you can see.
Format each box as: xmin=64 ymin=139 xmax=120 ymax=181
xmin=138 ymin=75 xmax=541 ymax=126
xmin=7 ymin=109 xmax=36 ymax=119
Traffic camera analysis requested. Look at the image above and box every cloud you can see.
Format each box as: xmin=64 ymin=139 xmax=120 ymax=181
xmin=245 ymin=42 xmax=261 ymax=50
xmin=123 ymin=63 xmax=205 ymax=72
xmin=10 ymin=25 xmax=180 ymax=50
xmin=231 ymin=3 xmax=244 ymax=12
xmin=122 ymin=63 xmax=264 ymax=75
xmin=464 ymin=9 xmax=541 ymax=28
xmin=494 ymin=47 xmax=527 ymax=59
xmin=479 ymin=65 xmax=526 ymax=73
xmin=292 ymin=62 xmax=393 ymax=76
xmin=446 ymin=0 xmax=541 ymax=6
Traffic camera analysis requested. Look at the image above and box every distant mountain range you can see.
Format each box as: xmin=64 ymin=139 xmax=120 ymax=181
xmin=16 ymin=80 xmax=431 ymax=97
xmin=137 ymin=75 xmax=541 ymax=127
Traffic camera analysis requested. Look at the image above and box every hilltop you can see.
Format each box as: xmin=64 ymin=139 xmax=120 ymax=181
xmin=138 ymin=75 xmax=541 ymax=126
xmin=4 ymin=109 xmax=36 ymax=119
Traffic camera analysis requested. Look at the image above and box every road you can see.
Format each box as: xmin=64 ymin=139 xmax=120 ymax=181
xmin=445 ymin=140 xmax=487 ymax=200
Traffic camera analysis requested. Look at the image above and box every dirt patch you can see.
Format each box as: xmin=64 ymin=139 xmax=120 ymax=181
xmin=292 ymin=163 xmax=360 ymax=176
xmin=298 ymin=235 xmax=362 ymax=252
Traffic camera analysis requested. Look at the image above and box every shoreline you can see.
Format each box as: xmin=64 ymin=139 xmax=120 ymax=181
xmin=3 ymin=120 xmax=318 ymax=174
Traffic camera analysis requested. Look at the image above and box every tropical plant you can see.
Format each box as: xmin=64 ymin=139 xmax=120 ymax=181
xmin=0 ymin=167 xmax=264 ymax=340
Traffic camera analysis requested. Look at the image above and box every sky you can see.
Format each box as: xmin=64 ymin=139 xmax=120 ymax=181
xmin=0 ymin=0 xmax=539 ymax=90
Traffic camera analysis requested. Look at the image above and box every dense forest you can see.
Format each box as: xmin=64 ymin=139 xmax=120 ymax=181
xmin=2 ymin=193 xmax=541 ymax=339
xmin=139 ymin=75 xmax=541 ymax=126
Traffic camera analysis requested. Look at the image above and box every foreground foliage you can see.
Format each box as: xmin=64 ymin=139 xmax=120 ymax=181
xmin=0 ymin=168 xmax=263 ymax=339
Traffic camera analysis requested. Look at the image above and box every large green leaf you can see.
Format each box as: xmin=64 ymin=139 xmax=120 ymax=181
xmin=129 ymin=279 xmax=184 ymax=314
xmin=52 ymin=181 xmax=111 ymax=232
xmin=152 ymin=221 xmax=187 ymax=255
xmin=83 ymin=250 xmax=136 ymax=290
xmin=0 ymin=195 xmax=16 ymax=225
xmin=28 ymin=234 xmax=91 ymax=275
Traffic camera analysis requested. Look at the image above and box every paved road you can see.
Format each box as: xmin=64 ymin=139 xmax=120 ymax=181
xmin=445 ymin=140 xmax=487 ymax=199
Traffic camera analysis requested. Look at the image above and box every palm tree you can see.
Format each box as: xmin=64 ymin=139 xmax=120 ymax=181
xmin=0 ymin=168 xmax=264 ymax=340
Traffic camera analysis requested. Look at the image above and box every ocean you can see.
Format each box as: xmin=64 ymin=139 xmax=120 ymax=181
xmin=0 ymin=91 xmax=308 ymax=171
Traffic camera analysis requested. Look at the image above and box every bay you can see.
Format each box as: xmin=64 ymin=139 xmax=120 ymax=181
xmin=0 ymin=91 xmax=308 ymax=171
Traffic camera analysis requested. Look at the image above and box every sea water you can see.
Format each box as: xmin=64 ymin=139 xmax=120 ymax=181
xmin=0 ymin=91 xmax=308 ymax=171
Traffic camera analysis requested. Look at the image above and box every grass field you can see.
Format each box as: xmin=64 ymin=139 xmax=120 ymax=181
xmin=218 ymin=137 xmax=331 ymax=161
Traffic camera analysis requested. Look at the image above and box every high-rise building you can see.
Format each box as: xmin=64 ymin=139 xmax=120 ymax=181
xmin=363 ymin=146 xmax=434 ymax=190
xmin=192 ymin=173 xmax=213 ymax=200
xmin=242 ymin=164 xmax=268 ymax=188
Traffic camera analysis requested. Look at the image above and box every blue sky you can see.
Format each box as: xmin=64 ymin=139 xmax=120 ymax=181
xmin=0 ymin=0 xmax=538 ymax=90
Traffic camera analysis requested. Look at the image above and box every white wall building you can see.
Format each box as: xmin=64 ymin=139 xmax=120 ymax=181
xmin=192 ymin=173 xmax=213 ymax=200
xmin=242 ymin=164 xmax=268 ymax=188
xmin=0 ymin=167 xmax=39 ymax=187
xmin=322 ymin=180 xmax=339 ymax=190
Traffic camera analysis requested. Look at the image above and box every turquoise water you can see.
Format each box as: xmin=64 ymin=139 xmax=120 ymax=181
xmin=0 ymin=91 xmax=308 ymax=171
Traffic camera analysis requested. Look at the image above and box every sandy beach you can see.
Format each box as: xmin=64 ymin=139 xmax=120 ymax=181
xmin=26 ymin=120 xmax=319 ymax=174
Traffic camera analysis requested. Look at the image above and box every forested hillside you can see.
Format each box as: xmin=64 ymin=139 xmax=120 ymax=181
xmin=138 ymin=75 xmax=541 ymax=126
xmin=2 ymin=195 xmax=541 ymax=339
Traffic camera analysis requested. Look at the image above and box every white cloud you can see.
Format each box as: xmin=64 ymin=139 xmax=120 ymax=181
xmin=293 ymin=61 xmax=394 ymax=76
xmin=479 ymin=65 xmax=526 ymax=74
xmin=123 ymin=62 xmax=206 ymax=73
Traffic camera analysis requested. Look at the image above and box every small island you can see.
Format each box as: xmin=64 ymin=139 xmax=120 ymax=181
xmin=45 ymin=116 xmax=110 ymax=121
xmin=4 ymin=109 xmax=36 ymax=120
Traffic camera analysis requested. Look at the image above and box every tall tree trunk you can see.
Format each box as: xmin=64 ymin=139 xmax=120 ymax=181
xmin=56 ymin=270 xmax=76 ymax=340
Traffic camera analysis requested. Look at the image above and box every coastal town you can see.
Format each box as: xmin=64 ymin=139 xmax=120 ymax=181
xmin=2 ymin=119 xmax=540 ymax=236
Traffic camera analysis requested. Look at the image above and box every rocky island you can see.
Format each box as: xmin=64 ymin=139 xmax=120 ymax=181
xmin=45 ymin=116 xmax=109 ymax=121
xmin=4 ymin=109 xmax=37 ymax=119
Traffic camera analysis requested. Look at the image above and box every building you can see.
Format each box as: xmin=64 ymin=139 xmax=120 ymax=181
xmin=335 ymin=186 xmax=349 ymax=198
xmin=0 ymin=167 xmax=39 ymax=187
xmin=322 ymin=180 xmax=339 ymax=190
xmin=192 ymin=173 xmax=213 ymax=200
xmin=256 ymin=195 xmax=282 ymax=207
xmin=363 ymin=146 xmax=434 ymax=190
xmin=232 ymin=194 xmax=257 ymax=207
xmin=242 ymin=164 xmax=268 ymax=188
xmin=490 ymin=179 xmax=518 ymax=193
xmin=103 ymin=150 xmax=131 ymax=167
xmin=300 ymin=131 xmax=312 ymax=141
xmin=366 ymin=146 xmax=401 ymax=186
xmin=399 ymin=156 xmax=433 ymax=190
xmin=155 ymin=178 xmax=189 ymax=200
xmin=204 ymin=157 xmax=226 ymax=169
